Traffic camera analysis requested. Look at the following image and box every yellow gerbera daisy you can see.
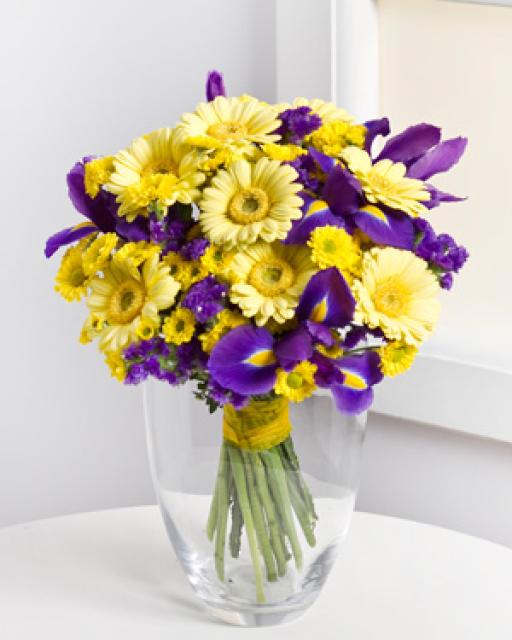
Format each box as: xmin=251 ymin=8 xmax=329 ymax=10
xmin=162 ymin=308 xmax=196 ymax=345
xmin=274 ymin=361 xmax=318 ymax=402
xmin=353 ymin=247 xmax=440 ymax=347
xmin=276 ymin=98 xmax=353 ymax=124
xmin=307 ymin=120 xmax=366 ymax=156
xmin=179 ymin=96 xmax=281 ymax=158
xmin=342 ymin=146 xmax=430 ymax=217
xmin=106 ymin=128 xmax=205 ymax=221
xmin=82 ymin=233 xmax=118 ymax=276
xmin=307 ymin=225 xmax=362 ymax=279
xmin=379 ymin=341 xmax=418 ymax=377
xmin=55 ymin=244 xmax=91 ymax=302
xmin=199 ymin=157 xmax=302 ymax=249
xmin=84 ymin=156 xmax=115 ymax=198
xmin=229 ymin=242 xmax=316 ymax=326
xmin=87 ymin=253 xmax=180 ymax=353
xmin=199 ymin=309 xmax=247 ymax=353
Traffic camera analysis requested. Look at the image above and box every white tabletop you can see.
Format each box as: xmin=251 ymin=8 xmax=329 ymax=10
xmin=0 ymin=507 xmax=511 ymax=639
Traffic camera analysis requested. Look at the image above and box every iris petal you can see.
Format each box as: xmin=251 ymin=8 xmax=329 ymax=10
xmin=297 ymin=268 xmax=355 ymax=328
xmin=208 ymin=325 xmax=277 ymax=394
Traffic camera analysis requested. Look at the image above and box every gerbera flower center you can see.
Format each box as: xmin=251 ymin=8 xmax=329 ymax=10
xmin=248 ymin=257 xmax=295 ymax=297
xmin=373 ymin=277 xmax=410 ymax=317
xmin=207 ymin=121 xmax=248 ymax=142
xmin=367 ymin=171 xmax=392 ymax=195
xmin=142 ymin=159 xmax=178 ymax=177
xmin=229 ymin=187 xmax=270 ymax=224
xmin=108 ymin=280 xmax=145 ymax=324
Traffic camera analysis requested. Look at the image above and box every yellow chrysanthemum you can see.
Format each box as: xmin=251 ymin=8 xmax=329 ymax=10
xmin=179 ymin=96 xmax=280 ymax=158
xmin=342 ymin=147 xmax=430 ymax=217
xmin=353 ymin=247 xmax=440 ymax=347
xmin=274 ymin=361 xmax=317 ymax=402
xmin=199 ymin=157 xmax=302 ymax=249
xmin=379 ymin=341 xmax=418 ymax=377
xmin=229 ymin=242 xmax=316 ymax=326
xmin=307 ymin=225 xmax=362 ymax=280
xmin=199 ymin=309 xmax=247 ymax=353
xmin=261 ymin=143 xmax=306 ymax=162
xmin=104 ymin=351 xmax=127 ymax=382
xmin=87 ymin=253 xmax=180 ymax=353
xmin=113 ymin=241 xmax=160 ymax=278
xmin=55 ymin=244 xmax=91 ymax=302
xmin=135 ymin=317 xmax=160 ymax=341
xmin=307 ymin=120 xmax=366 ymax=156
xmin=200 ymin=244 xmax=235 ymax=277
xmin=82 ymin=233 xmax=118 ymax=276
xmin=164 ymin=252 xmax=208 ymax=291
xmin=79 ymin=313 xmax=106 ymax=344
xmin=84 ymin=156 xmax=115 ymax=198
xmin=162 ymin=308 xmax=196 ymax=345
xmin=105 ymin=128 xmax=205 ymax=221
xmin=276 ymin=98 xmax=353 ymax=124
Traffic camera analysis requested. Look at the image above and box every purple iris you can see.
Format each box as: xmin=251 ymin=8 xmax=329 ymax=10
xmin=288 ymin=152 xmax=321 ymax=192
xmin=375 ymin=123 xmax=468 ymax=208
xmin=206 ymin=70 xmax=226 ymax=101
xmin=331 ymin=352 xmax=383 ymax=415
xmin=276 ymin=106 xmax=322 ymax=144
xmin=182 ymin=276 xmax=227 ymax=323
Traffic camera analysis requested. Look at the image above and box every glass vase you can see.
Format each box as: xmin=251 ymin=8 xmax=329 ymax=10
xmin=144 ymin=379 xmax=366 ymax=627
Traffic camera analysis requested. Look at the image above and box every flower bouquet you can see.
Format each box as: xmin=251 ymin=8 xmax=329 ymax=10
xmin=45 ymin=70 xmax=468 ymax=623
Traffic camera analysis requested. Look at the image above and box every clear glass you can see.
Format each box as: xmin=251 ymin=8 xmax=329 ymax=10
xmin=144 ymin=379 xmax=366 ymax=627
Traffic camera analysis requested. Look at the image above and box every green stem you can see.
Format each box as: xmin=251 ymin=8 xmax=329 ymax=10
xmin=206 ymin=489 xmax=218 ymax=542
xmin=214 ymin=443 xmax=230 ymax=582
xmin=261 ymin=448 xmax=303 ymax=570
xmin=242 ymin=451 xmax=278 ymax=582
xmin=227 ymin=443 xmax=266 ymax=603
xmin=229 ymin=485 xmax=244 ymax=559
xmin=281 ymin=439 xmax=317 ymax=520
xmin=251 ymin=452 xmax=288 ymax=577
xmin=286 ymin=469 xmax=316 ymax=547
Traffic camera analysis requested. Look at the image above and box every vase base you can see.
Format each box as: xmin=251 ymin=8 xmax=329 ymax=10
xmin=203 ymin=601 xmax=311 ymax=627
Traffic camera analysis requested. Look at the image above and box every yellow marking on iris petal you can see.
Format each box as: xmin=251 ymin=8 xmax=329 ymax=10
xmin=341 ymin=370 xmax=367 ymax=390
xmin=247 ymin=349 xmax=276 ymax=367
xmin=307 ymin=200 xmax=328 ymax=216
xmin=361 ymin=204 xmax=388 ymax=223
xmin=310 ymin=298 xmax=328 ymax=323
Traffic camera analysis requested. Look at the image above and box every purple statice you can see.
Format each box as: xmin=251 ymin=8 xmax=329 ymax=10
xmin=182 ymin=276 xmax=227 ymax=323
xmin=181 ymin=238 xmax=210 ymax=261
xmin=125 ymin=363 xmax=149 ymax=385
xmin=208 ymin=379 xmax=249 ymax=409
xmin=276 ymin=106 xmax=322 ymax=144
xmin=439 ymin=273 xmax=454 ymax=290
xmin=288 ymin=153 xmax=320 ymax=192
xmin=414 ymin=218 xmax=469 ymax=287
xmin=123 ymin=337 xmax=181 ymax=386
xmin=176 ymin=339 xmax=208 ymax=376
xmin=149 ymin=214 xmax=168 ymax=243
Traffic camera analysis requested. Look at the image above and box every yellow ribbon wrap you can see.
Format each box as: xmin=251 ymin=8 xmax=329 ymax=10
xmin=222 ymin=396 xmax=291 ymax=451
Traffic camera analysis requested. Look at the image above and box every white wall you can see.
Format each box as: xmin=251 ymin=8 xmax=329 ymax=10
xmin=0 ymin=0 xmax=276 ymax=527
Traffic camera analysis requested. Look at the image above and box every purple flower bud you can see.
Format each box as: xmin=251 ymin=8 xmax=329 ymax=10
xmin=440 ymin=273 xmax=453 ymax=290
xmin=206 ymin=70 xmax=226 ymax=102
